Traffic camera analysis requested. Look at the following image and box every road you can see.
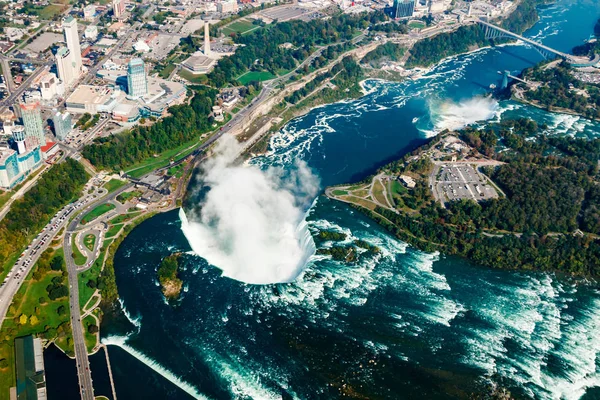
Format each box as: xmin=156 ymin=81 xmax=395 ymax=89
xmin=62 ymin=182 xmax=133 ymax=400
xmin=0 ymin=163 xmax=51 ymax=222
xmin=0 ymin=185 xmax=106 ymax=327
xmin=0 ymin=63 xmax=51 ymax=107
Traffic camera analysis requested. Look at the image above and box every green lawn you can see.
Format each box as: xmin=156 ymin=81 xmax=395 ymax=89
xmin=408 ymin=20 xmax=426 ymax=29
xmin=105 ymin=224 xmax=124 ymax=239
xmin=222 ymin=19 xmax=256 ymax=36
xmin=177 ymin=69 xmax=209 ymax=84
xmin=124 ymin=137 xmax=201 ymax=178
xmin=81 ymin=203 xmax=116 ymax=225
xmin=71 ymin=237 xmax=87 ymax=266
xmin=158 ymin=64 xmax=176 ymax=79
xmin=103 ymin=179 xmax=126 ymax=193
xmin=84 ymin=234 xmax=96 ymax=252
xmin=167 ymin=164 xmax=185 ymax=178
xmin=390 ymin=180 xmax=407 ymax=196
xmin=82 ymin=315 xmax=98 ymax=353
xmin=78 ymin=249 xmax=104 ymax=311
xmin=109 ymin=212 xmax=142 ymax=225
xmin=237 ymin=71 xmax=276 ymax=85
xmin=332 ymin=190 xmax=348 ymax=196
xmin=0 ymin=248 xmax=72 ymax=396
xmin=116 ymin=190 xmax=142 ymax=204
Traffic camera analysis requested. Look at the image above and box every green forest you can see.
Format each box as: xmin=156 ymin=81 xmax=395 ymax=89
xmin=0 ymin=159 xmax=88 ymax=275
xmin=362 ymin=42 xmax=406 ymax=66
xmin=206 ymin=11 xmax=387 ymax=87
xmin=406 ymin=0 xmax=544 ymax=68
xmin=346 ymin=118 xmax=600 ymax=277
xmin=522 ymin=61 xmax=600 ymax=120
xmin=82 ymin=86 xmax=218 ymax=170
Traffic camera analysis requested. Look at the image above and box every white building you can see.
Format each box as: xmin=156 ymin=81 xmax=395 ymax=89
xmin=85 ymin=25 xmax=99 ymax=41
xmin=55 ymin=47 xmax=77 ymax=87
xmin=39 ymin=72 xmax=63 ymax=100
xmin=63 ymin=17 xmax=83 ymax=77
xmin=217 ymin=0 xmax=238 ymax=14
xmin=113 ymin=0 xmax=125 ymax=19
xmin=66 ymin=85 xmax=123 ymax=114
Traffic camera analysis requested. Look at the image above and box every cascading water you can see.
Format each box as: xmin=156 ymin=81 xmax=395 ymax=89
xmin=179 ymin=135 xmax=319 ymax=284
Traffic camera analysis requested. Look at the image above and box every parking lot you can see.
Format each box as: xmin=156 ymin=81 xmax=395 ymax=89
xmin=259 ymin=6 xmax=323 ymax=22
xmin=432 ymin=164 xmax=499 ymax=203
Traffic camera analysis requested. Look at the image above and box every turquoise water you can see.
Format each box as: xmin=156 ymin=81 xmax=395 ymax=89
xmin=98 ymin=2 xmax=600 ymax=399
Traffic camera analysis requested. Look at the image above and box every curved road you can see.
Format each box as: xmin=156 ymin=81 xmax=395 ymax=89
xmin=62 ymin=183 xmax=133 ymax=400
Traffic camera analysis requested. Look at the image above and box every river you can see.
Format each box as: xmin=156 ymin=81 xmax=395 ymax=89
xmin=91 ymin=1 xmax=600 ymax=399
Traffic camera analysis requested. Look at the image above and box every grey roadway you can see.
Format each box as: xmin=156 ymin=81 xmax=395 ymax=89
xmin=0 ymin=185 xmax=106 ymax=328
xmin=62 ymin=183 xmax=133 ymax=400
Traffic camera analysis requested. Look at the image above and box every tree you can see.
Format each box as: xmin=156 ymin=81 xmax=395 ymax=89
xmin=30 ymin=315 xmax=39 ymax=325
xmin=0 ymin=359 xmax=8 ymax=369
xmin=88 ymin=324 xmax=99 ymax=334
xmin=19 ymin=314 xmax=27 ymax=325
xmin=56 ymin=305 xmax=66 ymax=316
xmin=50 ymin=256 xmax=64 ymax=271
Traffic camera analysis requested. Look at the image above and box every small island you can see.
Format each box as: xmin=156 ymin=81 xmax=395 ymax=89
xmin=313 ymin=230 xmax=380 ymax=263
xmin=158 ymin=254 xmax=183 ymax=300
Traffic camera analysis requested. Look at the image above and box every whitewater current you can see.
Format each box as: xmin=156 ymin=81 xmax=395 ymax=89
xmin=97 ymin=1 xmax=600 ymax=399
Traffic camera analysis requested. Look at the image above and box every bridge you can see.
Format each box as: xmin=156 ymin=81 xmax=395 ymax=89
xmin=476 ymin=19 xmax=573 ymax=61
xmin=498 ymin=70 xmax=530 ymax=89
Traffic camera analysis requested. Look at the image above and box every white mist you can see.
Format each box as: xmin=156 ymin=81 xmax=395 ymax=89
xmin=180 ymin=135 xmax=319 ymax=285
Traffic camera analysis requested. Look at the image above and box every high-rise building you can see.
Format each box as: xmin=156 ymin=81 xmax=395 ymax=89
xmin=393 ymin=0 xmax=415 ymax=18
xmin=113 ymin=0 xmax=125 ymax=19
xmin=63 ymin=17 xmax=82 ymax=77
xmin=19 ymin=102 xmax=45 ymax=147
xmin=53 ymin=110 xmax=72 ymax=140
xmin=204 ymin=22 xmax=211 ymax=57
xmin=55 ymin=47 xmax=77 ymax=87
xmin=127 ymin=58 xmax=147 ymax=98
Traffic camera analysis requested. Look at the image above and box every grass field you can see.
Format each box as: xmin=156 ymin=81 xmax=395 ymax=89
xmin=408 ymin=20 xmax=426 ymax=29
xmin=105 ymin=224 xmax=123 ymax=239
xmin=103 ymin=179 xmax=126 ymax=193
xmin=72 ymin=237 xmax=87 ymax=266
xmin=167 ymin=164 xmax=185 ymax=178
xmin=237 ymin=71 xmax=276 ymax=85
xmin=177 ymin=69 xmax=209 ymax=84
xmin=158 ymin=64 xmax=176 ymax=79
xmin=125 ymin=137 xmax=201 ymax=178
xmin=38 ymin=4 xmax=66 ymax=20
xmin=81 ymin=203 xmax=116 ymax=225
xmin=222 ymin=19 xmax=256 ymax=36
xmin=0 ymin=248 xmax=72 ymax=396
xmin=116 ymin=190 xmax=142 ymax=204
xmin=332 ymin=190 xmax=348 ymax=196
xmin=78 ymin=250 xmax=105 ymax=311
xmin=109 ymin=212 xmax=142 ymax=225
xmin=84 ymin=234 xmax=96 ymax=252
xmin=372 ymin=179 xmax=388 ymax=206
xmin=82 ymin=315 xmax=98 ymax=353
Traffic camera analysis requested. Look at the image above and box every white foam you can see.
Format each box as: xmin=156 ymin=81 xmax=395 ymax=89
xmin=102 ymin=335 xmax=209 ymax=399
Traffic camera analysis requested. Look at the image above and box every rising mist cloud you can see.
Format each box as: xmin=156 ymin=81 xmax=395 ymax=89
xmin=180 ymin=135 xmax=319 ymax=285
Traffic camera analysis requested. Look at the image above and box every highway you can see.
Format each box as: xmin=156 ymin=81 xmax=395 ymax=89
xmin=0 ymin=185 xmax=105 ymax=327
